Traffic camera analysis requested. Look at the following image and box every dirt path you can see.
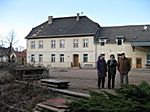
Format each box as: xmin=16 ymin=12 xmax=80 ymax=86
xmin=49 ymin=68 xmax=150 ymax=93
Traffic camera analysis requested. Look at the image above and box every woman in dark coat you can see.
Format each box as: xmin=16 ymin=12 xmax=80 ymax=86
xmin=107 ymin=54 xmax=117 ymax=89
xmin=97 ymin=54 xmax=107 ymax=89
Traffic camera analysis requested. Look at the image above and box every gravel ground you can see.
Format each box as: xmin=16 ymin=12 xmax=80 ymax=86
xmin=48 ymin=68 xmax=150 ymax=93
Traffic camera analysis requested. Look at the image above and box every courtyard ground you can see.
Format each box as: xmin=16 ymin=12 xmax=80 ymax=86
xmin=0 ymin=65 xmax=150 ymax=111
xmin=48 ymin=68 xmax=150 ymax=94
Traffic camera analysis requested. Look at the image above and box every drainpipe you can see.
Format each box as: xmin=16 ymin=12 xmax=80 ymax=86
xmin=95 ymin=42 xmax=97 ymax=68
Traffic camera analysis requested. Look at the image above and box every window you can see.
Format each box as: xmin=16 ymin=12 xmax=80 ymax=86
xmin=51 ymin=40 xmax=56 ymax=48
xmin=31 ymin=41 xmax=35 ymax=49
xmin=73 ymin=39 xmax=79 ymax=48
xmin=83 ymin=54 xmax=88 ymax=62
xmin=116 ymin=38 xmax=123 ymax=45
xmin=18 ymin=58 xmax=22 ymax=63
xmin=31 ymin=54 xmax=35 ymax=62
xmin=39 ymin=54 xmax=43 ymax=62
xmin=38 ymin=40 xmax=43 ymax=48
xmin=60 ymin=40 xmax=65 ymax=48
xmin=83 ymin=39 xmax=89 ymax=48
xmin=51 ymin=54 xmax=55 ymax=62
xmin=100 ymin=39 xmax=106 ymax=46
xmin=60 ymin=54 xmax=64 ymax=62
xmin=147 ymin=53 xmax=150 ymax=64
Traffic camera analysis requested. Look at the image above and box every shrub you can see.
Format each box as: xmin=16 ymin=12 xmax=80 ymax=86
xmin=69 ymin=81 xmax=150 ymax=112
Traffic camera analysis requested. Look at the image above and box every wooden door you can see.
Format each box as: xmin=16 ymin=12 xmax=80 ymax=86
xmin=136 ymin=58 xmax=142 ymax=68
xmin=73 ymin=54 xmax=79 ymax=67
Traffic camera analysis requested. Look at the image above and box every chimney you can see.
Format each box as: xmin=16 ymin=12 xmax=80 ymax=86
xmin=48 ymin=16 xmax=53 ymax=24
xmin=76 ymin=13 xmax=80 ymax=21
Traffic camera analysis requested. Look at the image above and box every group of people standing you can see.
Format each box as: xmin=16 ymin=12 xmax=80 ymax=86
xmin=97 ymin=53 xmax=131 ymax=89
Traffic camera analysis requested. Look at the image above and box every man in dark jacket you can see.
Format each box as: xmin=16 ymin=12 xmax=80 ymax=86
xmin=107 ymin=54 xmax=117 ymax=89
xmin=118 ymin=53 xmax=131 ymax=86
xmin=97 ymin=54 xmax=107 ymax=89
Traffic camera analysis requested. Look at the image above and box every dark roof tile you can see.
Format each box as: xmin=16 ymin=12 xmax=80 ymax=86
xmin=25 ymin=16 xmax=100 ymax=38
xmin=98 ymin=25 xmax=150 ymax=43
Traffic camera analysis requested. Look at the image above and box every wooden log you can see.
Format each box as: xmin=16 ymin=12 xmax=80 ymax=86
xmin=15 ymin=80 xmax=90 ymax=98
xmin=48 ymin=87 xmax=90 ymax=98
xmin=36 ymin=103 xmax=66 ymax=112
xmin=41 ymin=79 xmax=70 ymax=89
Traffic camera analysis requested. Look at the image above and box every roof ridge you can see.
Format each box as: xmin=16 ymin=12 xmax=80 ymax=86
xmin=52 ymin=15 xmax=86 ymax=19
xmin=32 ymin=16 xmax=88 ymax=29
xmin=102 ymin=24 xmax=150 ymax=28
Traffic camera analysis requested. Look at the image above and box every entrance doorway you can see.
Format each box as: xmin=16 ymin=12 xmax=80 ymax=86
xmin=73 ymin=54 xmax=79 ymax=67
xmin=136 ymin=58 xmax=142 ymax=68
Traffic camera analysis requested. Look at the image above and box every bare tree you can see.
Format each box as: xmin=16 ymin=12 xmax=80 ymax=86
xmin=4 ymin=30 xmax=18 ymax=62
xmin=0 ymin=35 xmax=5 ymax=47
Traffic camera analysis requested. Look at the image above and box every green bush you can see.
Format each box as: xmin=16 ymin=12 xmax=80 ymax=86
xmin=69 ymin=81 xmax=150 ymax=112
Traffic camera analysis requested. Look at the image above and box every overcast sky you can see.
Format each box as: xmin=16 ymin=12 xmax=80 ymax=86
xmin=0 ymin=0 xmax=150 ymax=48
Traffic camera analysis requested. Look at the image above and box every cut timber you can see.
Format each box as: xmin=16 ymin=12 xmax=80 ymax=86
xmin=43 ymin=97 xmax=69 ymax=109
xmin=36 ymin=103 xmax=67 ymax=112
xmin=48 ymin=87 xmax=90 ymax=98
xmin=41 ymin=79 xmax=70 ymax=89
xmin=35 ymin=97 xmax=69 ymax=112
xmin=15 ymin=80 xmax=90 ymax=98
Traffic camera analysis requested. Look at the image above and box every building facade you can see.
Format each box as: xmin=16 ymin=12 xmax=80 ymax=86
xmin=10 ymin=50 xmax=27 ymax=65
xmin=25 ymin=14 xmax=150 ymax=69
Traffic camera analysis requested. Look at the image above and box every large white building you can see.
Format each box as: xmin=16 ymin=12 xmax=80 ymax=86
xmin=25 ymin=14 xmax=150 ymax=69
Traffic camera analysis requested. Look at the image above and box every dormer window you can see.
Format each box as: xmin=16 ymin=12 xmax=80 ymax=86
xmin=99 ymin=38 xmax=107 ymax=46
xmin=117 ymin=39 xmax=123 ymax=45
xmin=116 ymin=36 xmax=124 ymax=45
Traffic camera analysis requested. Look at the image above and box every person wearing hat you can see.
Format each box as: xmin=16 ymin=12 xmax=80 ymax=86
xmin=118 ymin=53 xmax=131 ymax=86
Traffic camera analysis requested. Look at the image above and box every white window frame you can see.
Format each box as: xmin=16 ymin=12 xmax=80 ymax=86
xmin=83 ymin=39 xmax=89 ymax=48
xmin=39 ymin=54 xmax=43 ymax=62
xmin=60 ymin=39 xmax=65 ymax=48
xmin=116 ymin=38 xmax=124 ymax=45
xmin=51 ymin=54 xmax=55 ymax=62
xmin=31 ymin=41 xmax=35 ymax=49
xmin=51 ymin=40 xmax=56 ymax=48
xmin=99 ymin=39 xmax=106 ymax=46
xmin=38 ymin=40 xmax=43 ymax=49
xmin=73 ymin=39 xmax=79 ymax=48
xmin=147 ymin=53 xmax=150 ymax=64
xmin=31 ymin=54 xmax=35 ymax=63
xmin=83 ymin=54 xmax=88 ymax=62
xmin=60 ymin=54 xmax=64 ymax=62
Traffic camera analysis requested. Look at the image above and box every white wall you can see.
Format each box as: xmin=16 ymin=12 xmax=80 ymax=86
xmin=96 ymin=42 xmax=147 ymax=68
xmin=27 ymin=37 xmax=148 ymax=68
xmin=27 ymin=36 xmax=96 ymax=68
